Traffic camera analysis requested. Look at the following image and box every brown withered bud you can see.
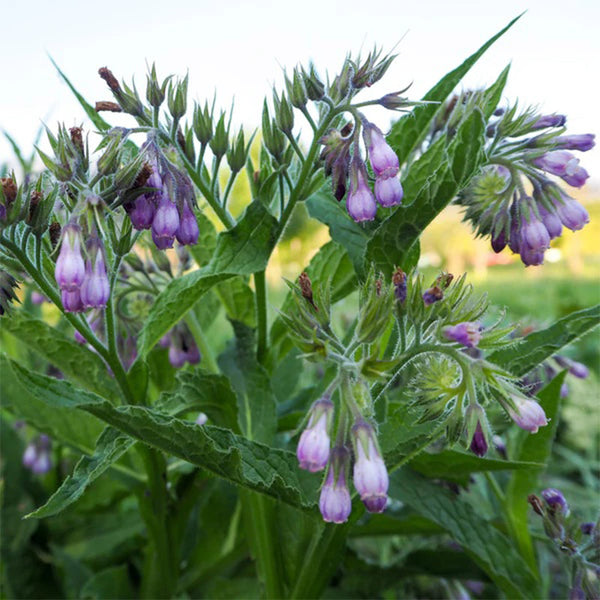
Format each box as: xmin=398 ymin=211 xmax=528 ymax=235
xmin=27 ymin=191 xmax=42 ymax=223
xmin=340 ymin=121 xmax=354 ymax=138
xmin=392 ymin=267 xmax=406 ymax=287
xmin=69 ymin=127 xmax=84 ymax=153
xmin=298 ymin=272 xmax=317 ymax=310
xmin=98 ymin=67 xmax=121 ymax=93
xmin=528 ymin=494 xmax=545 ymax=516
xmin=435 ymin=272 xmax=454 ymax=290
xmin=177 ymin=127 xmax=186 ymax=151
xmin=95 ymin=101 xmax=123 ymax=113
xmin=133 ymin=163 xmax=152 ymax=189
xmin=49 ymin=222 xmax=61 ymax=249
xmin=375 ymin=278 xmax=383 ymax=297
xmin=1 ymin=178 xmax=17 ymax=204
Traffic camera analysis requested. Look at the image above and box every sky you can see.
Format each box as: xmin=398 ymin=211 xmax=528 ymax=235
xmin=1 ymin=0 xmax=599 ymax=185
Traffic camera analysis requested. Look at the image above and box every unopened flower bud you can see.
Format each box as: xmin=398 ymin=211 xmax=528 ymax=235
xmin=392 ymin=267 xmax=407 ymax=303
xmin=127 ymin=195 xmax=156 ymax=230
xmin=532 ymin=114 xmax=566 ymax=130
xmin=352 ymin=420 xmax=388 ymax=513
xmin=444 ymin=322 xmax=482 ymax=348
xmin=536 ymin=204 xmax=562 ymax=239
xmin=195 ymin=412 xmax=208 ymax=426
xmin=507 ymin=396 xmax=548 ymax=433
xmin=175 ymin=203 xmax=199 ymax=246
xmin=423 ymin=286 xmax=443 ymax=306
xmin=527 ymin=494 xmax=545 ymax=516
xmin=554 ymin=133 xmax=595 ymax=152
xmin=374 ymin=176 xmax=403 ymax=207
xmin=346 ymin=158 xmax=377 ymax=222
xmin=319 ymin=447 xmax=352 ymax=524
xmin=362 ymin=122 xmax=399 ymax=179
xmin=555 ymin=355 xmax=589 ymax=379
xmin=297 ymin=398 xmax=333 ymax=472
xmin=152 ymin=195 xmax=180 ymax=250
xmin=61 ymin=289 xmax=84 ymax=313
xmin=541 ymin=488 xmax=569 ymax=515
xmin=55 ymin=225 xmax=85 ymax=291
xmin=80 ymin=242 xmax=110 ymax=309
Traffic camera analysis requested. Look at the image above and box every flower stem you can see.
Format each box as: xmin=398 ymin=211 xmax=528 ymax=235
xmin=254 ymin=270 xmax=268 ymax=363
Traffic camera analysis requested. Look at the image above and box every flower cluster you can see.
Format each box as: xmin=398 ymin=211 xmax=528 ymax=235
xmin=459 ymin=105 xmax=593 ymax=266
xmin=22 ymin=434 xmax=53 ymax=475
xmin=320 ymin=118 xmax=403 ymax=223
xmin=55 ymin=225 xmax=110 ymax=313
xmin=297 ymin=397 xmax=389 ymax=523
xmin=159 ymin=325 xmax=201 ymax=369
xmin=124 ymin=151 xmax=199 ymax=250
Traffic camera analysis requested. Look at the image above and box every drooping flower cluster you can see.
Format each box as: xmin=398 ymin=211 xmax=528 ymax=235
xmin=320 ymin=117 xmax=403 ymax=223
xmin=159 ymin=325 xmax=201 ymax=368
xmin=55 ymin=225 xmax=110 ymax=313
xmin=22 ymin=434 xmax=53 ymax=475
xmin=124 ymin=155 xmax=199 ymax=250
xmin=459 ymin=105 xmax=593 ymax=266
xmin=297 ymin=398 xmax=389 ymax=523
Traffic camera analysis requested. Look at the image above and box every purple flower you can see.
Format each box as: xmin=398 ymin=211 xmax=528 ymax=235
xmin=561 ymin=165 xmax=589 ymax=188
xmin=507 ymin=396 xmax=548 ymax=433
xmin=128 ymin=195 xmax=155 ymax=230
xmin=186 ymin=343 xmax=201 ymax=365
xmin=80 ymin=246 xmax=110 ymax=309
xmin=319 ymin=447 xmax=352 ymax=524
xmin=492 ymin=435 xmax=507 ymax=459
xmin=175 ymin=203 xmax=199 ymax=246
xmin=554 ymin=134 xmax=595 ymax=152
xmin=55 ymin=224 xmax=85 ymax=291
xmin=553 ymin=194 xmax=589 ymax=231
xmin=22 ymin=443 xmax=37 ymax=468
xmin=346 ymin=159 xmax=377 ymax=222
xmin=541 ymin=488 xmax=569 ymax=514
xmin=158 ymin=334 xmax=171 ymax=349
xmin=151 ymin=195 xmax=180 ymax=249
xmin=363 ymin=122 xmax=399 ymax=179
xmin=168 ymin=345 xmax=188 ymax=368
xmin=297 ymin=398 xmax=333 ymax=472
xmin=520 ymin=212 xmax=550 ymax=253
xmin=580 ymin=522 xmax=595 ymax=535
xmin=195 ymin=412 xmax=208 ymax=426
xmin=23 ymin=435 xmax=52 ymax=475
xmin=352 ymin=420 xmax=388 ymax=513
xmin=519 ymin=246 xmax=545 ymax=267
xmin=374 ymin=176 xmax=403 ymax=208
xmin=491 ymin=228 xmax=507 ymax=253
xmin=422 ymin=286 xmax=443 ymax=306
xmin=392 ymin=268 xmax=407 ymax=303
xmin=61 ymin=289 xmax=84 ymax=313
xmin=443 ymin=322 xmax=482 ymax=348
xmin=536 ymin=204 xmax=562 ymax=239
xmin=469 ymin=422 xmax=488 ymax=458
xmin=532 ymin=114 xmax=566 ymax=129
xmin=555 ymin=355 xmax=589 ymax=379
xmin=560 ymin=382 xmax=569 ymax=398
xmin=31 ymin=291 xmax=48 ymax=304
xmin=533 ymin=151 xmax=580 ymax=177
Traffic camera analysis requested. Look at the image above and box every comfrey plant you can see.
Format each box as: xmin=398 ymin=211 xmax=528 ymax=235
xmin=1 ymin=16 xmax=599 ymax=600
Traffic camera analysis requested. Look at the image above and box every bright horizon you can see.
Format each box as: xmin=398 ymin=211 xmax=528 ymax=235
xmin=1 ymin=0 xmax=598 ymax=186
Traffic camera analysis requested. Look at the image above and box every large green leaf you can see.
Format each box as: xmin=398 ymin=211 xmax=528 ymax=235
xmin=366 ymin=107 xmax=486 ymax=277
xmin=137 ymin=201 xmax=278 ymax=357
xmin=80 ymin=565 xmax=135 ymax=600
xmin=6 ymin=358 xmax=318 ymax=511
xmin=1 ymin=310 xmax=118 ymax=399
xmin=25 ymin=428 xmax=135 ymax=519
xmin=489 ymin=304 xmax=600 ymax=376
xmin=391 ymin=469 xmax=539 ymax=598
xmin=387 ymin=14 xmax=522 ymax=163
xmin=505 ymin=375 xmax=564 ymax=572
xmin=218 ymin=321 xmax=277 ymax=443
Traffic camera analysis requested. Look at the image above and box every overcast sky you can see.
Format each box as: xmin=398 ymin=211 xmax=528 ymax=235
xmin=1 ymin=0 xmax=598 ymax=185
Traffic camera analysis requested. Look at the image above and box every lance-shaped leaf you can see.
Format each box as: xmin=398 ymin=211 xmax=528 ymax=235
xmin=137 ymin=201 xmax=278 ymax=357
xmin=387 ymin=14 xmax=522 ymax=163
xmin=6 ymin=357 xmax=318 ymax=511
xmin=488 ymin=304 xmax=600 ymax=376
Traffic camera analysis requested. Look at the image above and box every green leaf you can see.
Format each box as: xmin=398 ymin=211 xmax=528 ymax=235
xmin=25 ymin=428 xmax=135 ymax=519
xmin=387 ymin=14 xmax=522 ymax=163
xmin=155 ymin=368 xmax=240 ymax=432
xmin=138 ymin=201 xmax=278 ymax=357
xmin=366 ymin=107 xmax=487 ymax=277
xmin=482 ymin=64 xmax=511 ymax=118
xmin=410 ymin=449 xmax=543 ymax=483
xmin=1 ymin=311 xmax=118 ymax=399
xmin=489 ymin=304 xmax=600 ymax=376
xmin=305 ymin=190 xmax=370 ymax=275
xmin=349 ymin=510 xmax=444 ymax=538
xmin=6 ymin=358 xmax=318 ymax=511
xmin=188 ymin=209 xmax=218 ymax=267
xmin=80 ymin=565 xmax=135 ymax=600
xmin=505 ymin=374 xmax=564 ymax=572
xmin=391 ymin=469 xmax=539 ymax=598
xmin=215 ymin=277 xmax=256 ymax=327
xmin=218 ymin=321 xmax=277 ymax=443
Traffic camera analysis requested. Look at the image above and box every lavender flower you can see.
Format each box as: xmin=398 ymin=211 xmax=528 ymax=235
xmin=553 ymin=193 xmax=589 ymax=231
xmin=491 ymin=228 xmax=507 ymax=253
xmin=22 ymin=434 xmax=52 ymax=475
xmin=533 ymin=151 xmax=580 ymax=177
xmin=319 ymin=447 xmax=352 ymax=524
xmin=346 ymin=158 xmax=377 ymax=222
xmin=469 ymin=422 xmax=488 ymax=457
xmin=362 ymin=122 xmax=399 ymax=178
xmin=127 ymin=194 xmax=155 ymax=230
xmin=152 ymin=194 xmax=180 ymax=249
xmin=297 ymin=398 xmax=333 ymax=472
xmin=168 ymin=345 xmax=188 ymax=368
xmin=532 ymin=114 xmax=566 ymax=129
xmin=175 ymin=202 xmax=199 ymax=246
xmin=554 ymin=133 xmax=595 ymax=152
xmin=536 ymin=204 xmax=562 ymax=239
xmin=55 ymin=224 xmax=85 ymax=291
xmin=31 ymin=291 xmax=48 ymax=304
xmin=392 ymin=267 xmax=407 ymax=303
xmin=561 ymin=166 xmax=589 ymax=188
xmin=195 ymin=412 xmax=208 ymax=426
xmin=80 ymin=243 xmax=110 ymax=309
xmin=541 ymin=488 xmax=569 ymax=515
xmin=555 ymin=355 xmax=589 ymax=379
xmin=507 ymin=396 xmax=548 ymax=433
xmin=61 ymin=289 xmax=84 ymax=313
xmin=443 ymin=322 xmax=482 ymax=348
xmin=519 ymin=210 xmax=551 ymax=253
xmin=352 ymin=420 xmax=389 ymax=513
xmin=423 ymin=286 xmax=443 ymax=306
xmin=580 ymin=522 xmax=595 ymax=535
xmin=374 ymin=176 xmax=403 ymax=207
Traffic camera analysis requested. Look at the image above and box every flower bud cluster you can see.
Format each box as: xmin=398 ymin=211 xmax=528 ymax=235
xmin=54 ymin=225 xmax=110 ymax=313
xmin=459 ymin=104 xmax=593 ymax=266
